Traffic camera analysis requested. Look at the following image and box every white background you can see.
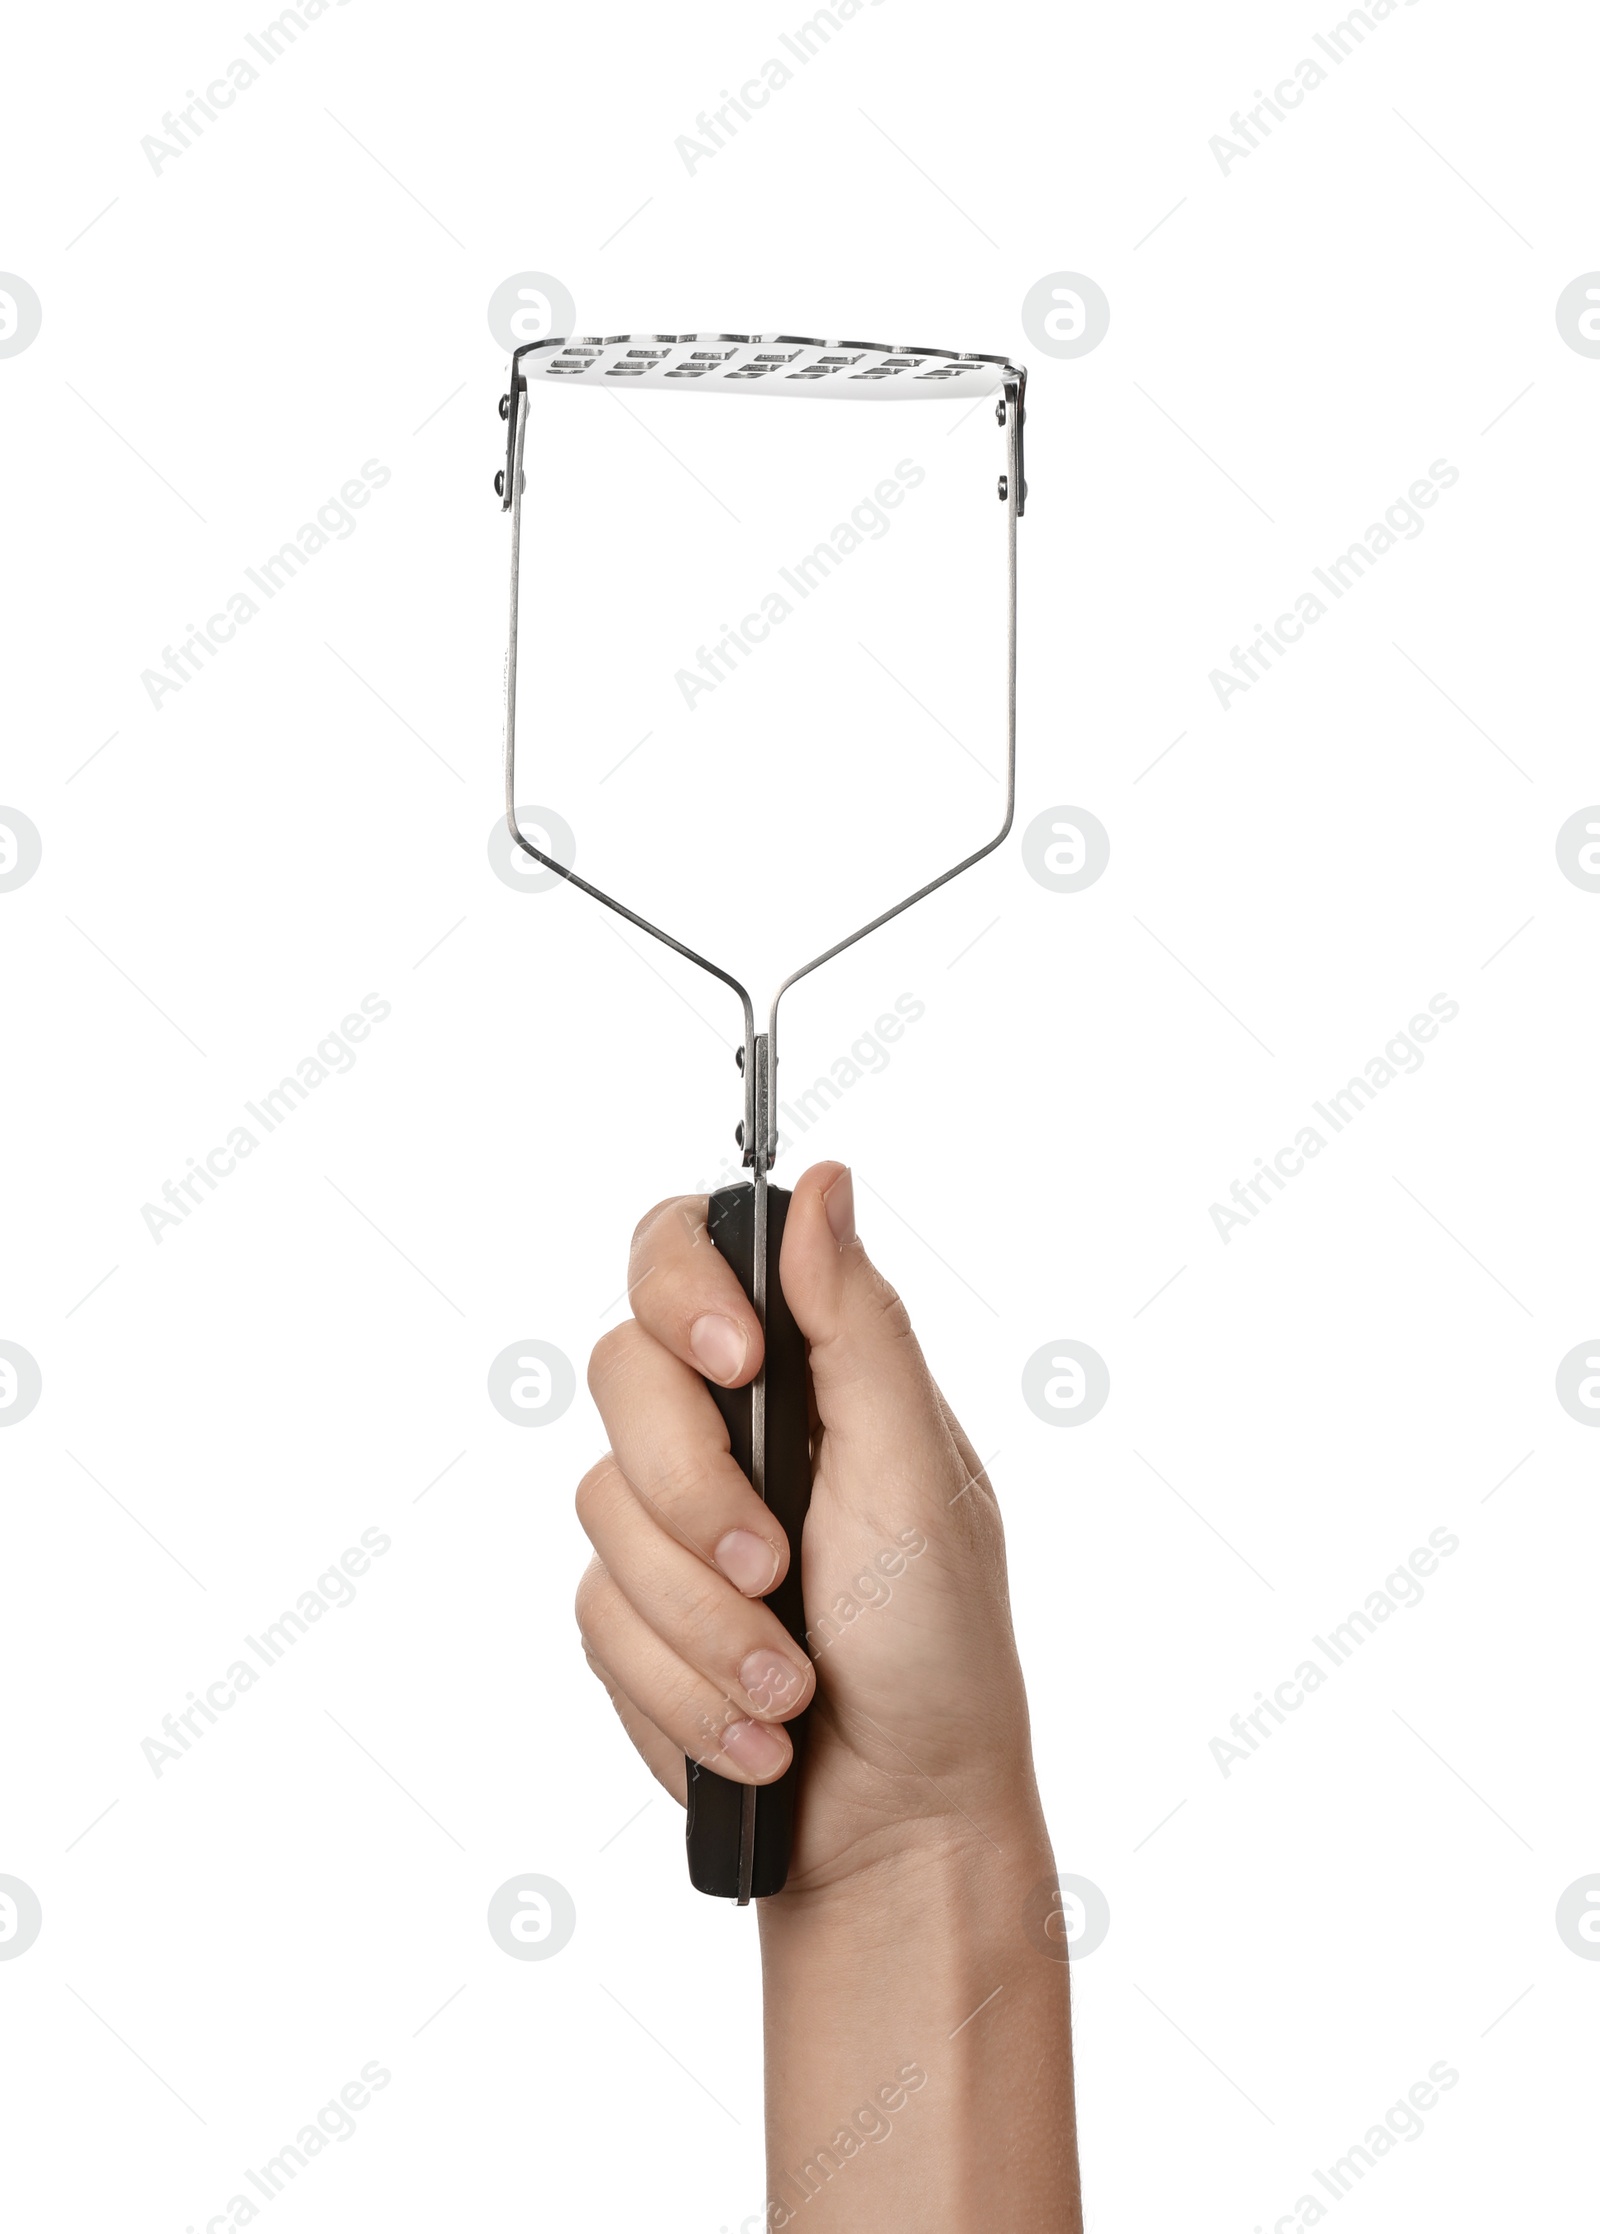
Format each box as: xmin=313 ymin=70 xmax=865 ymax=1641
xmin=2 ymin=1 xmax=1597 ymax=2228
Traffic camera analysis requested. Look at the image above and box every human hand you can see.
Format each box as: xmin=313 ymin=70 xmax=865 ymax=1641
xmin=574 ymin=1160 xmax=1047 ymax=1895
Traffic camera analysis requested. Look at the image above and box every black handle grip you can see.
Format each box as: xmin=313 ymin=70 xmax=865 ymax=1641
xmin=685 ymin=1182 xmax=812 ymax=1900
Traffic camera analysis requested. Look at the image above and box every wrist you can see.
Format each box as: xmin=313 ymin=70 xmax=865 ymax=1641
xmin=756 ymin=1808 xmax=1080 ymax=2232
xmin=759 ymin=1803 xmax=1062 ymax=2037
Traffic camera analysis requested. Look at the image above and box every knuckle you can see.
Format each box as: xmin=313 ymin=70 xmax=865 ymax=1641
xmin=587 ymin=1321 xmax=641 ymax=1397
xmin=628 ymin=1195 xmax=681 ymax=1256
xmin=629 ymin=1194 xmax=711 ymax=1274
xmin=663 ymin=1560 xmax=734 ymax=1672
xmin=573 ymin=1455 xmax=615 ymax=1529
xmin=572 ymin=1556 xmax=610 ymax=1638
xmin=680 ymin=1570 xmax=733 ymax=1655
xmin=650 ymin=1445 xmax=711 ymax=1521
xmin=630 ymin=1197 xmax=697 ymax=1268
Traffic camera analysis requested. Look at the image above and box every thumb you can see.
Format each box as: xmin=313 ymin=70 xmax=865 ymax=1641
xmin=777 ymin=1163 xmax=950 ymax=1477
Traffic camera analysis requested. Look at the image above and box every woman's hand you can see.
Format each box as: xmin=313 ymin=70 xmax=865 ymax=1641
xmin=573 ymin=1159 xmax=1046 ymax=1893
xmin=575 ymin=1161 xmax=1080 ymax=2228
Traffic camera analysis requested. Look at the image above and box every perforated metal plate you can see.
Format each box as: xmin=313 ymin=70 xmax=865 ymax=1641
xmin=514 ymin=331 xmax=1022 ymax=400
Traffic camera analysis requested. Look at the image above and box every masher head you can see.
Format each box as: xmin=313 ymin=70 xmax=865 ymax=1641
xmin=513 ymin=331 xmax=1025 ymax=402
xmin=497 ymin=329 xmax=1027 ymax=1173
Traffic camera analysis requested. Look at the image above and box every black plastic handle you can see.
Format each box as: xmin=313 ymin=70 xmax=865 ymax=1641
xmin=685 ymin=1182 xmax=812 ymax=1900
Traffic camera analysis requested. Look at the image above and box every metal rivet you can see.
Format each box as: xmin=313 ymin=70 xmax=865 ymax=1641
xmin=734 ymin=1121 xmax=745 ymax=1147
xmin=997 ymin=475 xmax=1008 ymax=501
xmin=735 ymin=1046 xmax=745 ymax=1072
xmin=498 ymin=393 xmax=510 ymax=422
xmin=494 ymin=469 xmax=505 ymax=498
xmin=995 ymin=399 xmax=1006 ymax=425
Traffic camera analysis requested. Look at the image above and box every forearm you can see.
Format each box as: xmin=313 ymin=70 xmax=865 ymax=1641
xmin=758 ymin=1817 xmax=1083 ymax=2232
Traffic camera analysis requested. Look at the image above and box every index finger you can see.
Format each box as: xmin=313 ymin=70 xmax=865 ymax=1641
xmin=627 ymin=1194 xmax=764 ymax=1389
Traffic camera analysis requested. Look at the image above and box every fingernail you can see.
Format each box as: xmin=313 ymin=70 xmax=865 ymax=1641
xmin=739 ymin=1649 xmax=806 ymax=1714
xmin=715 ymin=1529 xmax=780 ymax=1596
xmin=690 ymin=1313 xmax=748 ymax=1385
xmin=720 ymin=1717 xmax=790 ymax=1776
xmin=823 ymin=1166 xmax=856 ymax=1246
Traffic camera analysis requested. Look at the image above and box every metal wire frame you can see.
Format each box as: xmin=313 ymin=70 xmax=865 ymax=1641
xmin=500 ymin=340 xmax=1023 ymax=1175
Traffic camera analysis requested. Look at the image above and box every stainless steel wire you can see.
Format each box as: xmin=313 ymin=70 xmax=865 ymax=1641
xmin=502 ymin=336 xmax=1023 ymax=1173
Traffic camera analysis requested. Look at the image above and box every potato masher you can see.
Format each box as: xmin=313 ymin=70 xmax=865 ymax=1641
xmin=496 ymin=331 xmax=1028 ymax=1902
